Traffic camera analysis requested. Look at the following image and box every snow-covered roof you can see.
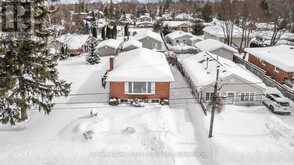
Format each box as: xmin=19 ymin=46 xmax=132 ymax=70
xmin=56 ymin=33 xmax=90 ymax=49
xmin=96 ymin=39 xmax=122 ymax=49
xmin=163 ymin=21 xmax=192 ymax=28
xmin=106 ymin=48 xmax=174 ymax=82
xmin=122 ymin=40 xmax=142 ymax=49
xmin=203 ymin=21 xmax=243 ymax=38
xmin=166 ymin=31 xmax=193 ymax=40
xmin=195 ymin=39 xmax=238 ymax=53
xmin=133 ymin=30 xmax=163 ymax=43
xmin=175 ymin=13 xmax=193 ymax=20
xmin=180 ymin=51 xmax=266 ymax=89
xmin=245 ymin=45 xmax=294 ymax=72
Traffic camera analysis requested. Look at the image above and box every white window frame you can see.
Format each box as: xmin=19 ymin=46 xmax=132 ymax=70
xmin=274 ymin=67 xmax=280 ymax=73
xmin=125 ymin=82 xmax=155 ymax=95
xmin=240 ymin=92 xmax=255 ymax=101
xmin=227 ymin=92 xmax=235 ymax=101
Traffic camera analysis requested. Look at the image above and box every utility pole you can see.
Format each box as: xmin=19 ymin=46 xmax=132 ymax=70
xmin=208 ymin=65 xmax=220 ymax=138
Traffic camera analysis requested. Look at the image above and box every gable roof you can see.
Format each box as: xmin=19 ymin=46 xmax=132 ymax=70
xmin=195 ymin=39 xmax=238 ymax=53
xmin=245 ymin=45 xmax=294 ymax=72
xmin=122 ymin=40 xmax=142 ymax=49
xmin=133 ymin=30 xmax=163 ymax=43
xmin=180 ymin=51 xmax=266 ymax=89
xmin=56 ymin=33 xmax=89 ymax=49
xmin=106 ymin=48 xmax=174 ymax=82
xmin=166 ymin=31 xmax=193 ymax=40
xmin=96 ymin=39 xmax=122 ymax=49
xmin=163 ymin=21 xmax=192 ymax=28
xmin=203 ymin=20 xmax=243 ymax=38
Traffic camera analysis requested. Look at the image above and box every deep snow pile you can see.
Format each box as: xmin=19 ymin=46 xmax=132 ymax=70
xmin=204 ymin=105 xmax=294 ymax=165
xmin=0 ymin=55 xmax=202 ymax=165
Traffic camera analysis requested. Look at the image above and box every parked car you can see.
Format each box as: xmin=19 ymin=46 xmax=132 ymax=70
xmin=263 ymin=93 xmax=292 ymax=115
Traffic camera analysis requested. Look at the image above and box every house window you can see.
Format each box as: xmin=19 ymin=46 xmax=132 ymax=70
xmin=250 ymin=93 xmax=255 ymax=101
xmin=205 ymin=92 xmax=214 ymax=101
xmin=227 ymin=92 xmax=235 ymax=101
xmin=240 ymin=92 xmax=254 ymax=101
xmin=126 ymin=82 xmax=155 ymax=95
xmin=274 ymin=67 xmax=280 ymax=73
xmin=152 ymin=42 xmax=158 ymax=48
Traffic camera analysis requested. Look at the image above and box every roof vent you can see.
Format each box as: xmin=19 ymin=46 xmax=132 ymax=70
xmin=290 ymin=47 xmax=294 ymax=50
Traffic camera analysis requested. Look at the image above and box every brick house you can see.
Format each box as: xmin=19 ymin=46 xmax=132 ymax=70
xmin=56 ymin=33 xmax=90 ymax=56
xmin=245 ymin=45 xmax=294 ymax=83
xmin=106 ymin=48 xmax=174 ymax=102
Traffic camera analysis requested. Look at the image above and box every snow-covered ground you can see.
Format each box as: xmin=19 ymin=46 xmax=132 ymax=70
xmin=205 ymin=105 xmax=294 ymax=165
xmin=0 ymin=55 xmax=206 ymax=165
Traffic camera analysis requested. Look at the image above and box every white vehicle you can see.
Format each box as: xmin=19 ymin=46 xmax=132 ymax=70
xmin=263 ymin=93 xmax=292 ymax=115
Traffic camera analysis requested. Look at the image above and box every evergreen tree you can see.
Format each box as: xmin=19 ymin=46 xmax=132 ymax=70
xmin=0 ymin=1 xmax=71 ymax=125
xmin=202 ymin=3 xmax=213 ymax=22
xmin=192 ymin=20 xmax=205 ymax=35
xmin=91 ymin=25 xmax=97 ymax=38
xmin=112 ymin=25 xmax=117 ymax=39
xmin=59 ymin=45 xmax=69 ymax=60
xmin=106 ymin=26 xmax=112 ymax=39
xmin=101 ymin=26 xmax=106 ymax=40
xmin=124 ymin=23 xmax=130 ymax=39
xmin=86 ymin=43 xmax=100 ymax=65
xmin=153 ymin=20 xmax=163 ymax=32
xmin=162 ymin=25 xmax=171 ymax=36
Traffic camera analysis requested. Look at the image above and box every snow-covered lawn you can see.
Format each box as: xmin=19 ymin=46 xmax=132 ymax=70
xmin=0 ymin=55 xmax=204 ymax=165
xmin=205 ymin=105 xmax=294 ymax=165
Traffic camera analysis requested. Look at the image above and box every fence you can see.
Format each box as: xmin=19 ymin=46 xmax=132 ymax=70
xmin=235 ymin=56 xmax=294 ymax=101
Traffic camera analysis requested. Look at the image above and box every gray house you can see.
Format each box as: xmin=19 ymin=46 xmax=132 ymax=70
xmin=133 ymin=30 xmax=166 ymax=51
xmin=96 ymin=39 xmax=122 ymax=56
xmin=166 ymin=31 xmax=203 ymax=46
xmin=180 ymin=51 xmax=267 ymax=105
xmin=122 ymin=40 xmax=142 ymax=52
xmin=195 ymin=39 xmax=238 ymax=61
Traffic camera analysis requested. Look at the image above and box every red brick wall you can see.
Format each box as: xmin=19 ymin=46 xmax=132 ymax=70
xmin=248 ymin=54 xmax=293 ymax=82
xmin=109 ymin=82 xmax=171 ymax=100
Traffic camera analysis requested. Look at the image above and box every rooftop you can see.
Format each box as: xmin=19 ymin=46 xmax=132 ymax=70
xmin=106 ymin=48 xmax=174 ymax=82
xmin=195 ymin=39 xmax=238 ymax=53
xmin=245 ymin=45 xmax=294 ymax=72
xmin=96 ymin=39 xmax=122 ymax=49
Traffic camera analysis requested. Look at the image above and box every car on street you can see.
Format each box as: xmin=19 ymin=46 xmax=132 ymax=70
xmin=263 ymin=93 xmax=292 ymax=115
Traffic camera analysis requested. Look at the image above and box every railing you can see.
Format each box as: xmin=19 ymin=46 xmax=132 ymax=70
xmin=235 ymin=56 xmax=294 ymax=102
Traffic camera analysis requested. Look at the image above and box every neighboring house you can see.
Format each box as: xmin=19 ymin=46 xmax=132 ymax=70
xmin=136 ymin=14 xmax=153 ymax=28
xmin=166 ymin=31 xmax=195 ymax=46
xmin=122 ymin=40 xmax=142 ymax=52
xmin=56 ymin=33 xmax=90 ymax=56
xmin=195 ymin=39 xmax=238 ymax=61
xmin=203 ymin=22 xmax=244 ymax=48
xmin=179 ymin=51 xmax=267 ymax=105
xmin=175 ymin=13 xmax=194 ymax=21
xmin=133 ymin=30 xmax=166 ymax=51
xmin=106 ymin=48 xmax=175 ymax=102
xmin=163 ymin=21 xmax=192 ymax=32
xmin=119 ymin=14 xmax=134 ymax=25
xmin=245 ymin=45 xmax=294 ymax=83
xmin=96 ymin=39 xmax=122 ymax=56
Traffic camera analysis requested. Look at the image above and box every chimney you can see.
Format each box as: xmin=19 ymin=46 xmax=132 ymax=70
xmin=109 ymin=56 xmax=114 ymax=71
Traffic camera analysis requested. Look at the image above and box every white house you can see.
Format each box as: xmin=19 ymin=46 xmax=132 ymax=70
xmin=96 ymin=39 xmax=122 ymax=56
xmin=195 ymin=39 xmax=238 ymax=61
xmin=163 ymin=21 xmax=192 ymax=32
xmin=179 ymin=51 xmax=267 ymax=105
xmin=136 ymin=14 xmax=153 ymax=28
xmin=133 ymin=30 xmax=166 ymax=51
xmin=175 ymin=13 xmax=194 ymax=21
xmin=166 ymin=31 xmax=202 ymax=46
xmin=106 ymin=48 xmax=175 ymax=102
xmin=203 ymin=20 xmax=244 ymax=48
xmin=56 ymin=33 xmax=90 ymax=55
xmin=122 ymin=40 xmax=142 ymax=51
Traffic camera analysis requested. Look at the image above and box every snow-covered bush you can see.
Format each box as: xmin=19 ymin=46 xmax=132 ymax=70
xmin=109 ymin=98 xmax=119 ymax=106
